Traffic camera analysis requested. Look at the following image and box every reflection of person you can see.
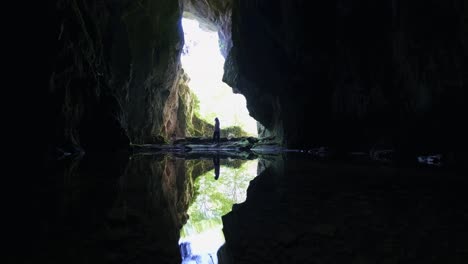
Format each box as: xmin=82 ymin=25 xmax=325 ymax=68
xmin=213 ymin=117 xmax=220 ymax=144
xmin=213 ymin=154 xmax=220 ymax=180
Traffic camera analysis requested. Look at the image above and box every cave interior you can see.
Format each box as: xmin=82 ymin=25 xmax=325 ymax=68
xmin=9 ymin=0 xmax=468 ymax=263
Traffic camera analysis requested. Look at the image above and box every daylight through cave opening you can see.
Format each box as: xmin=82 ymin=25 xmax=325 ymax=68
xmin=180 ymin=17 xmax=258 ymax=137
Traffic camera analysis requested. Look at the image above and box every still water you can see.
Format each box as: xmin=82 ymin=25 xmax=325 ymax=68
xmin=24 ymin=151 xmax=468 ymax=264
xmin=28 ymin=150 xmax=265 ymax=264
xmin=179 ymin=158 xmax=259 ymax=264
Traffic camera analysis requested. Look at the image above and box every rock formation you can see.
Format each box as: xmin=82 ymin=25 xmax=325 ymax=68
xmin=36 ymin=0 xmax=185 ymax=157
xmin=18 ymin=0 xmax=465 ymax=161
xmin=17 ymin=1 xmax=468 ymax=261
xmin=224 ymin=0 xmax=467 ymax=162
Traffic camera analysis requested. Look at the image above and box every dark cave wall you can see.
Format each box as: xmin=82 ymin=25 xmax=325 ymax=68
xmin=183 ymin=0 xmax=233 ymax=57
xmin=35 ymin=0 xmax=467 ymax=158
xmin=42 ymin=0 xmax=184 ymax=154
xmin=39 ymin=0 xmax=236 ymax=156
xmin=225 ymin=0 xmax=468 ymax=157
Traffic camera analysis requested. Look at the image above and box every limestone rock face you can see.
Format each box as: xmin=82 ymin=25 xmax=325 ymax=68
xmin=184 ymin=0 xmax=233 ymax=57
xmin=173 ymin=71 xmax=211 ymax=138
xmin=226 ymin=0 xmax=468 ymax=156
xmin=41 ymin=0 xmax=184 ymax=154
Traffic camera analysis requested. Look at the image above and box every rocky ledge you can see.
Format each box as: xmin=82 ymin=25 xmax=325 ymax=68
xmin=130 ymin=136 xmax=259 ymax=153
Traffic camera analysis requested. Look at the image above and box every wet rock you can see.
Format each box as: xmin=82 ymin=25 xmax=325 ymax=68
xmin=417 ymin=154 xmax=442 ymax=166
xmin=133 ymin=137 xmax=258 ymax=154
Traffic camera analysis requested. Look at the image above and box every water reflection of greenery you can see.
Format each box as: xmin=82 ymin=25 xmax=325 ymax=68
xmin=181 ymin=160 xmax=258 ymax=238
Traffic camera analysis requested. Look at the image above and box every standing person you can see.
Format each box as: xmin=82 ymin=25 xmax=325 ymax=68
xmin=213 ymin=117 xmax=220 ymax=144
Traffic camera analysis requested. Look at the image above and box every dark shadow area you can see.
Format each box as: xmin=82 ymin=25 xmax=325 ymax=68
xmin=17 ymin=153 xmax=193 ymax=264
xmin=220 ymin=152 xmax=468 ymax=263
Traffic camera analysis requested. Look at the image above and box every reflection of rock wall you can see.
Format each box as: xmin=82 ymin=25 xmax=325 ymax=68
xmin=117 ymin=155 xmax=191 ymax=262
xmin=29 ymin=153 xmax=210 ymax=263
xmin=222 ymin=155 xmax=468 ymax=263
xmin=27 ymin=153 xmax=130 ymax=263
xmin=219 ymin=154 xmax=283 ymax=262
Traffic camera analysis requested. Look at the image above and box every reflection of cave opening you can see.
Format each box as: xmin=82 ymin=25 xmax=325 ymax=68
xmin=181 ymin=17 xmax=258 ymax=137
xmin=179 ymin=159 xmax=259 ymax=263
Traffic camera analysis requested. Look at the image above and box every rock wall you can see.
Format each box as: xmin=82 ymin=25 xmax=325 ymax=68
xmin=173 ymin=71 xmax=214 ymax=138
xmin=26 ymin=0 xmax=467 ymax=160
xmin=36 ymin=0 xmax=241 ymax=157
xmin=225 ymin=0 xmax=467 ymax=158
xmin=38 ymin=0 xmax=184 ymax=156
xmin=183 ymin=0 xmax=233 ymax=57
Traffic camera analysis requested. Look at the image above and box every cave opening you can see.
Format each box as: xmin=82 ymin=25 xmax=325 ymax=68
xmin=180 ymin=17 xmax=258 ymax=138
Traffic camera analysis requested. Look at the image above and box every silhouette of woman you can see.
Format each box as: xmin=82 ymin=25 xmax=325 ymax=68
xmin=213 ymin=117 xmax=220 ymax=144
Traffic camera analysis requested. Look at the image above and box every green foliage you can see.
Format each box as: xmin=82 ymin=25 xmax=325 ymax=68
xmin=191 ymin=89 xmax=201 ymax=114
xmin=188 ymin=115 xmax=214 ymax=137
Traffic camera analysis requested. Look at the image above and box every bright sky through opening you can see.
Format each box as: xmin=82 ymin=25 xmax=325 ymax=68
xmin=181 ymin=18 xmax=257 ymax=136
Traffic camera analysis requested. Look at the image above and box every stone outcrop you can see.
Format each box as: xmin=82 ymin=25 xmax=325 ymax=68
xmin=131 ymin=136 xmax=259 ymax=155
xmin=25 ymin=0 xmax=468 ymax=161
xmin=183 ymin=0 xmax=233 ymax=57
xmin=38 ymin=0 xmax=185 ymax=156
xmin=224 ymin=0 xmax=467 ymax=160
xmin=35 ymin=0 xmax=247 ymax=157
xmin=172 ymin=72 xmax=216 ymax=138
